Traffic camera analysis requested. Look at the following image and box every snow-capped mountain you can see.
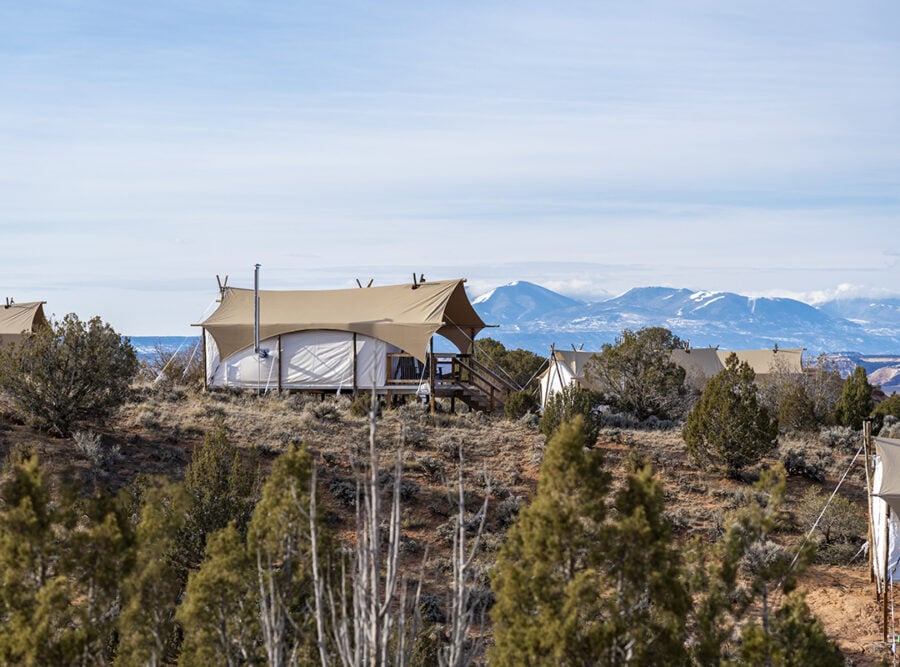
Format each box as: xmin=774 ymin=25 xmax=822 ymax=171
xmin=471 ymin=282 xmax=900 ymax=358
xmin=817 ymin=297 xmax=900 ymax=337
xmin=471 ymin=281 xmax=582 ymax=324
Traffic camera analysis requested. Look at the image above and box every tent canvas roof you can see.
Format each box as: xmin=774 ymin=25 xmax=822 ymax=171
xmin=551 ymin=349 xmax=596 ymax=378
xmin=724 ymin=348 xmax=804 ymax=376
xmin=197 ymin=279 xmax=486 ymax=362
xmin=671 ymin=348 xmax=725 ymax=378
xmin=0 ymin=301 xmax=48 ymax=346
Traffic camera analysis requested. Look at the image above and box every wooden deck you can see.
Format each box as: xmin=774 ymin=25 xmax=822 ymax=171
xmin=386 ymin=352 xmax=518 ymax=413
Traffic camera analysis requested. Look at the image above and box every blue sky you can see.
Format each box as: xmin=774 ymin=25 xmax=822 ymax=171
xmin=2 ymin=1 xmax=898 ymax=334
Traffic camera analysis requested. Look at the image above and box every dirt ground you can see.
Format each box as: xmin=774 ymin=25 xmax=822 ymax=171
xmin=802 ymin=565 xmax=894 ymax=666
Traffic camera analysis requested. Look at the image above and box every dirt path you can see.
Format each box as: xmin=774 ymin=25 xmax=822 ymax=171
xmin=802 ymin=565 xmax=893 ymax=665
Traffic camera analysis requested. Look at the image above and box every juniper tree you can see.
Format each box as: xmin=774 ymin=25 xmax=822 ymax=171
xmin=491 ymin=418 xmax=691 ymax=666
xmin=0 ymin=455 xmax=74 ymax=665
xmin=584 ymin=326 xmax=688 ymax=421
xmin=247 ymin=442 xmax=319 ymax=666
xmin=490 ymin=417 xmax=611 ymax=666
xmin=834 ymin=365 xmax=874 ymax=430
xmin=65 ymin=491 xmax=136 ymax=666
xmin=600 ymin=464 xmax=690 ymax=664
xmin=0 ymin=455 xmax=136 ymax=665
xmin=683 ymin=353 xmax=779 ymax=474
xmin=539 ymin=384 xmax=601 ymax=443
xmin=175 ymin=422 xmax=259 ymax=575
xmin=737 ymin=593 xmax=844 ymax=667
xmin=474 ymin=337 xmax=546 ymax=391
xmin=0 ymin=314 xmax=139 ymax=435
xmin=116 ymin=479 xmax=189 ymax=667
xmin=176 ymin=522 xmax=259 ymax=667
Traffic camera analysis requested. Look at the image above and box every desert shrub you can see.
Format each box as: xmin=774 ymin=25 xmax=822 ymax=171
xmin=349 ymin=394 xmax=369 ymax=417
xmin=0 ymin=314 xmax=139 ymax=436
xmin=818 ymin=425 xmax=859 ymax=453
xmin=880 ymin=415 xmax=900 ymax=439
xmin=516 ymin=412 xmax=540 ymax=429
xmin=418 ymin=594 xmax=447 ymax=624
xmin=504 ymin=390 xmax=538 ymax=421
xmin=418 ymin=455 xmax=446 ymax=482
xmin=72 ymin=430 xmax=121 ymax=468
xmin=494 ymin=496 xmax=525 ymax=528
xmin=875 ymin=396 xmax=900 ymax=435
xmin=539 ymin=384 xmax=601 ymax=444
xmin=388 ymin=477 xmax=421 ymax=502
xmin=328 ymin=475 xmax=358 ymax=507
xmin=400 ymin=420 xmax=427 ymax=448
xmin=794 ymin=488 xmax=863 ymax=564
xmin=780 ymin=448 xmax=825 ymax=483
xmin=305 ymin=401 xmax=341 ymax=422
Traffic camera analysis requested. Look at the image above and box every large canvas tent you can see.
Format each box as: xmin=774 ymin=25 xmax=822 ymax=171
xmin=196 ymin=279 xmax=487 ymax=391
xmin=0 ymin=301 xmax=48 ymax=347
xmin=539 ymin=344 xmax=805 ymax=408
xmin=673 ymin=346 xmax=804 ymax=388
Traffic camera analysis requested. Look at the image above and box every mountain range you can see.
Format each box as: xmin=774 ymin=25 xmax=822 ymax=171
xmin=470 ymin=281 xmax=900 ymax=393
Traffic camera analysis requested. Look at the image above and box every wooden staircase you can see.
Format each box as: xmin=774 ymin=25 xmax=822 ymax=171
xmin=438 ymin=355 xmax=519 ymax=414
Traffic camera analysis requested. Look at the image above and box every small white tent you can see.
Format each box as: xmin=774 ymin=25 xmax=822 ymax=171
xmin=538 ymin=348 xmax=597 ymax=407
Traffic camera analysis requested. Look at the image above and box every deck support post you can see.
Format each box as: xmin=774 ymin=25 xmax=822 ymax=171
xmin=429 ymin=339 xmax=436 ymax=414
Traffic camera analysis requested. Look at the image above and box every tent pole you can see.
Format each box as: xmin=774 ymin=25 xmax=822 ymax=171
xmin=352 ymin=333 xmax=358 ymax=396
xmin=277 ymin=335 xmax=283 ymax=393
xmin=551 ymin=344 xmax=566 ymax=400
xmin=885 ymin=504 xmax=891 ymax=643
xmin=202 ymin=329 xmax=208 ymax=392
xmin=865 ymin=421 xmax=874 ymax=586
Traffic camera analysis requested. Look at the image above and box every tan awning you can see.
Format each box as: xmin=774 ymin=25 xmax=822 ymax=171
xmin=196 ymin=279 xmax=486 ymax=362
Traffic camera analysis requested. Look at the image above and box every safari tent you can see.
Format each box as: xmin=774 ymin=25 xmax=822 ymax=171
xmin=0 ymin=301 xmax=48 ymax=347
xmin=673 ymin=346 xmax=805 ymax=388
xmin=539 ymin=344 xmax=805 ymax=407
xmin=196 ymin=279 xmax=493 ymax=398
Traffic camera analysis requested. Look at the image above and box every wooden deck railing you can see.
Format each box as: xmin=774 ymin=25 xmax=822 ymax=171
xmin=386 ymin=352 xmax=519 ymax=411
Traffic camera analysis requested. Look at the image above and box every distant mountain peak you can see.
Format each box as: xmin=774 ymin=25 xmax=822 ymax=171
xmin=471 ymin=280 xmax=584 ymax=323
